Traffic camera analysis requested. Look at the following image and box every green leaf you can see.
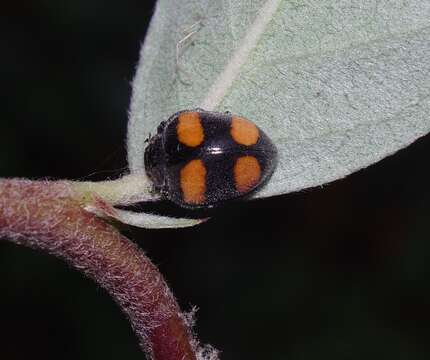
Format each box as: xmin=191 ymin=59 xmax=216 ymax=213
xmin=128 ymin=0 xmax=430 ymax=201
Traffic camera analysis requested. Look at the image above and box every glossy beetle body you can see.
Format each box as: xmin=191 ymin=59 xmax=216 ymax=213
xmin=144 ymin=109 xmax=277 ymax=208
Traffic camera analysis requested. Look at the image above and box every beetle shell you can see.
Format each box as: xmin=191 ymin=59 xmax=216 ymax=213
xmin=144 ymin=109 xmax=277 ymax=209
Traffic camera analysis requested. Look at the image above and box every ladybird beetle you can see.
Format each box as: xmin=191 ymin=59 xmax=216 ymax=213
xmin=144 ymin=109 xmax=277 ymax=209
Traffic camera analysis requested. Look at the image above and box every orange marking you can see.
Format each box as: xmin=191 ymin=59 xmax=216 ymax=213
xmin=234 ymin=156 xmax=261 ymax=193
xmin=180 ymin=159 xmax=207 ymax=204
xmin=230 ymin=116 xmax=259 ymax=146
xmin=177 ymin=112 xmax=204 ymax=147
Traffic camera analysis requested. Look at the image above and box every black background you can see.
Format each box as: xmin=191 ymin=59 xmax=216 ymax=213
xmin=1 ymin=2 xmax=430 ymax=359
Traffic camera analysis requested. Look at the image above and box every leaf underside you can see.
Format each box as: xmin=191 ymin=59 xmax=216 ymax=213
xmin=128 ymin=0 xmax=430 ymax=217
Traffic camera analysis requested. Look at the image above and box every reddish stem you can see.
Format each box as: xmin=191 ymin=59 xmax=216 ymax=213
xmin=0 ymin=179 xmax=207 ymax=360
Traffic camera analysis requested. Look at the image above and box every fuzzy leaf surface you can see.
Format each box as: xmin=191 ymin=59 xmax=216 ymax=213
xmin=128 ymin=0 xmax=430 ymax=199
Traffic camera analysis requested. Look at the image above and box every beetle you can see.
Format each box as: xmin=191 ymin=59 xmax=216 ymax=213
xmin=144 ymin=109 xmax=277 ymax=209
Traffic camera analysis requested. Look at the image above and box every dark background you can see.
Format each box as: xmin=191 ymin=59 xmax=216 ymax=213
xmin=1 ymin=2 xmax=430 ymax=359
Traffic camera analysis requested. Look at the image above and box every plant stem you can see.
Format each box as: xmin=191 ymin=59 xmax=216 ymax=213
xmin=0 ymin=178 xmax=205 ymax=360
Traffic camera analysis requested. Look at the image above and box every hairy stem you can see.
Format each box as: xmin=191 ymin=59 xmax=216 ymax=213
xmin=0 ymin=178 xmax=204 ymax=360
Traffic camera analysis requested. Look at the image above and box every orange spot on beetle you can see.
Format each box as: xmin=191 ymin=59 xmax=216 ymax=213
xmin=180 ymin=159 xmax=207 ymax=204
xmin=230 ymin=116 xmax=259 ymax=146
xmin=177 ymin=112 xmax=204 ymax=147
xmin=234 ymin=156 xmax=261 ymax=193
